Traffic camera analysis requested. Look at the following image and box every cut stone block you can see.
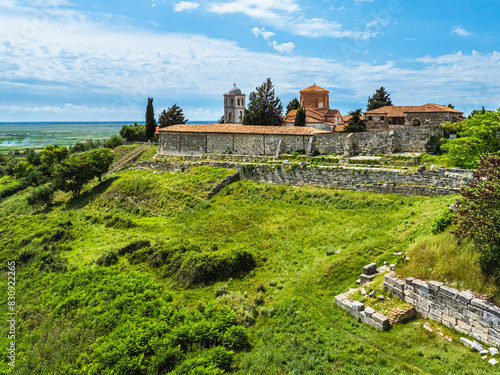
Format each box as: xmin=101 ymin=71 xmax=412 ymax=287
xmin=363 ymin=262 xmax=378 ymax=275
xmin=352 ymin=301 xmax=364 ymax=311
xmin=490 ymin=347 xmax=499 ymax=356
xmin=460 ymin=337 xmax=472 ymax=347
xmin=489 ymin=358 xmax=498 ymax=365
xmin=472 ymin=340 xmax=484 ymax=352
xmin=360 ymin=273 xmax=377 ymax=285
xmin=480 ymin=349 xmax=489 ymax=355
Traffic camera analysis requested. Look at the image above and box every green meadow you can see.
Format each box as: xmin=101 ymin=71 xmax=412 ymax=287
xmin=0 ymin=152 xmax=498 ymax=374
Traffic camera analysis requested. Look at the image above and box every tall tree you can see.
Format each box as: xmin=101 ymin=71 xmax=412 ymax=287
xmin=145 ymin=98 xmax=156 ymax=140
xmin=294 ymin=106 xmax=306 ymax=126
xmin=367 ymin=87 xmax=393 ymax=111
xmin=344 ymin=109 xmax=366 ymax=133
xmin=286 ymin=98 xmax=300 ymax=114
xmin=158 ymin=104 xmax=188 ymax=128
xmin=242 ymin=78 xmax=283 ymax=126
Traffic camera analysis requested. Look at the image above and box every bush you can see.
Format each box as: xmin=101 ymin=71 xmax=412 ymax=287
xmin=174 ymin=247 xmax=256 ymax=285
xmin=430 ymin=208 xmax=454 ymax=234
xmin=27 ymin=183 xmax=56 ymax=208
xmin=117 ymin=240 xmax=151 ymax=256
xmin=103 ymin=134 xmax=124 ymax=149
xmin=96 ymin=250 xmax=119 ymax=267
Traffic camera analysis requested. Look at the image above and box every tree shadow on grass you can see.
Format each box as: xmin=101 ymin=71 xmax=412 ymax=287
xmin=63 ymin=176 xmax=119 ymax=211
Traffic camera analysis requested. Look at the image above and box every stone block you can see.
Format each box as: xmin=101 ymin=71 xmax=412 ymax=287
xmin=372 ymin=312 xmax=390 ymax=327
xmin=365 ymin=306 xmax=375 ymax=318
xmin=405 ymin=277 xmax=415 ymax=286
xmin=363 ymin=262 xmax=377 ymax=275
xmin=484 ymin=310 xmax=500 ymax=326
xmin=447 ymin=308 xmax=464 ymax=321
xmin=471 ymin=340 xmax=484 ymax=352
xmin=360 ymin=273 xmax=377 ymax=285
xmin=460 ymin=337 xmax=472 ymax=347
xmin=456 ymin=290 xmax=474 ymax=306
xmin=442 ymin=313 xmax=457 ymax=327
xmin=411 ymin=279 xmax=426 ymax=295
xmin=490 ymin=347 xmax=499 ymax=356
xmin=335 ymin=293 xmax=348 ymax=306
xmin=458 ymin=320 xmax=472 ymax=332
xmin=427 ymin=280 xmax=444 ymax=296
xmin=428 ymin=312 xmax=442 ymax=324
xmin=352 ymin=301 xmax=364 ymax=312
xmin=455 ymin=325 xmax=470 ymax=335
xmin=488 ymin=358 xmax=498 ymax=366
xmin=472 ymin=326 xmax=489 ymax=342
xmin=438 ymin=285 xmax=459 ymax=300
xmin=488 ymin=334 xmax=500 ymax=347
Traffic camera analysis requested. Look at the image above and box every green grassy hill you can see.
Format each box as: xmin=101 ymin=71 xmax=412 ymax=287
xmin=1 ymin=165 xmax=498 ymax=374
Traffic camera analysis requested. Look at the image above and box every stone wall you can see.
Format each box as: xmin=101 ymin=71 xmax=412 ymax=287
xmin=384 ymin=273 xmax=500 ymax=347
xmin=158 ymin=132 xmax=311 ymax=156
xmin=158 ymin=126 xmax=444 ymax=157
xmin=405 ymin=112 xmax=462 ymax=127
xmin=136 ymin=161 xmax=473 ymax=197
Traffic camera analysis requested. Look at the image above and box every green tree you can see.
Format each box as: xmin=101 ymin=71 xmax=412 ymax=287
xmin=468 ymin=106 xmax=488 ymax=119
xmin=158 ymin=104 xmax=188 ymax=128
xmin=454 ymin=154 xmax=500 ymax=277
xmin=441 ymin=108 xmax=500 ymax=168
xmin=119 ymin=123 xmax=147 ymax=142
xmin=145 ymin=97 xmax=156 ymax=140
xmin=56 ymin=152 xmax=94 ymax=198
xmin=103 ymin=134 xmax=124 ymax=149
xmin=286 ymin=98 xmax=300 ymax=114
xmin=41 ymin=145 xmax=69 ymax=165
xmin=27 ymin=183 xmax=56 ymax=208
xmin=294 ymin=106 xmax=306 ymax=126
xmin=242 ymin=78 xmax=283 ymax=126
xmin=88 ymin=148 xmax=114 ymax=182
xmin=367 ymin=87 xmax=393 ymax=111
xmin=344 ymin=109 xmax=366 ymax=132
xmin=70 ymin=142 xmax=87 ymax=153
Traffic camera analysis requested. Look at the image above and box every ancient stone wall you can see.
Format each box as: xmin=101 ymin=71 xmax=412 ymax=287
xmin=158 ymin=126 xmax=444 ymax=157
xmin=384 ymin=273 xmax=500 ymax=347
xmin=137 ymin=161 xmax=473 ymax=197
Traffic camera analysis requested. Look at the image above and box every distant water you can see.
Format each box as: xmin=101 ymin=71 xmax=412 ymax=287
xmin=0 ymin=121 xmax=215 ymax=149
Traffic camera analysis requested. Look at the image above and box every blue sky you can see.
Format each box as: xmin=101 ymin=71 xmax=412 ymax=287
xmin=1 ymin=0 xmax=500 ymax=121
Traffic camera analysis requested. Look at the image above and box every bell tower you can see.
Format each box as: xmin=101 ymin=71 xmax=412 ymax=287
xmin=223 ymin=84 xmax=246 ymax=124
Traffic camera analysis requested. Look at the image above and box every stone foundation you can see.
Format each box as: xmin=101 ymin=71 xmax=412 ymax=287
xmin=384 ymin=273 xmax=500 ymax=347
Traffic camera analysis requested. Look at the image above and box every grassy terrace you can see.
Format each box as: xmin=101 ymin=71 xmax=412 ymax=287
xmin=0 ymin=147 xmax=494 ymax=373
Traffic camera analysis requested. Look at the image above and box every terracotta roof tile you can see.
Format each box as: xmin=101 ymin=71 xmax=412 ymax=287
xmin=300 ymin=84 xmax=329 ymax=93
xmin=159 ymin=124 xmax=330 ymax=135
xmin=365 ymin=104 xmax=463 ymax=116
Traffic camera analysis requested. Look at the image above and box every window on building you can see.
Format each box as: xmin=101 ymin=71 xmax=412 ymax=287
xmin=239 ymin=111 xmax=242 ymax=120
xmin=319 ymin=101 xmax=324 ymax=108
xmin=226 ymin=99 xmax=229 ymax=106
xmin=368 ymin=116 xmax=372 ymax=121
xmin=380 ymin=116 xmax=385 ymax=121
xmin=231 ymin=98 xmax=234 ymax=105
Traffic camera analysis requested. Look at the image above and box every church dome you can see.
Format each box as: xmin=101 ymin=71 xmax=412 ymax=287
xmin=227 ymin=85 xmax=242 ymax=95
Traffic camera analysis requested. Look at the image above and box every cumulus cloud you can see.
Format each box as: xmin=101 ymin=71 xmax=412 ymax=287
xmin=174 ymin=1 xmax=200 ymax=12
xmin=0 ymin=2 xmax=499 ymax=120
xmin=251 ymin=27 xmax=293 ymax=54
xmin=208 ymin=0 xmax=374 ymax=39
xmin=452 ymin=26 xmax=471 ymax=36
xmin=252 ymin=27 xmax=275 ymax=40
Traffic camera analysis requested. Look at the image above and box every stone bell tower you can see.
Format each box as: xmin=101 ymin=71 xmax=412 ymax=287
xmin=223 ymin=84 xmax=246 ymax=124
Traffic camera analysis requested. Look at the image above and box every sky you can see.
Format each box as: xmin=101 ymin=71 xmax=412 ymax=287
xmin=1 ymin=0 xmax=500 ymax=122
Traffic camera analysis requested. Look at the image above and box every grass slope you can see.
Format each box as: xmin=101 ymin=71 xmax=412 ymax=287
xmin=0 ymin=166 xmax=498 ymax=374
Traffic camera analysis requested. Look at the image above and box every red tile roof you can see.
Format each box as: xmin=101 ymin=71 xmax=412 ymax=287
xmin=365 ymin=104 xmax=463 ymax=117
xmin=159 ymin=124 xmax=330 ymax=135
xmin=300 ymin=84 xmax=329 ymax=93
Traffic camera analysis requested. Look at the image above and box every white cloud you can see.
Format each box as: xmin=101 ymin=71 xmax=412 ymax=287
xmin=271 ymin=40 xmax=294 ymax=54
xmin=452 ymin=26 xmax=471 ymax=36
xmin=0 ymin=2 xmax=499 ymax=120
xmin=252 ymin=27 xmax=275 ymax=40
xmin=174 ymin=1 xmax=200 ymax=12
xmin=208 ymin=0 xmax=373 ymax=39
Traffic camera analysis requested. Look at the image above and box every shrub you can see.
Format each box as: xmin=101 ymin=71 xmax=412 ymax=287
xmin=103 ymin=134 xmax=124 ymax=149
xmin=430 ymin=208 xmax=455 ymax=234
xmin=174 ymin=247 xmax=256 ymax=285
xmin=117 ymin=240 xmax=150 ymax=256
xmin=96 ymin=250 xmax=119 ymax=267
xmin=27 ymin=183 xmax=56 ymax=208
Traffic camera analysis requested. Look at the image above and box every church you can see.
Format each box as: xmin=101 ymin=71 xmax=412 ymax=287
xmin=283 ymin=84 xmax=345 ymax=131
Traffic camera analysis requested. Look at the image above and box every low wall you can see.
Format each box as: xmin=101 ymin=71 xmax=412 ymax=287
xmin=136 ymin=161 xmax=473 ymax=197
xmin=384 ymin=273 xmax=500 ymax=347
xmin=158 ymin=126 xmax=444 ymax=156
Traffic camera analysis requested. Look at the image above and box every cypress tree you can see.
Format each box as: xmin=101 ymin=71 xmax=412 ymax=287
xmin=145 ymin=98 xmax=156 ymax=140
xmin=294 ymin=106 xmax=306 ymax=126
